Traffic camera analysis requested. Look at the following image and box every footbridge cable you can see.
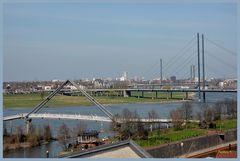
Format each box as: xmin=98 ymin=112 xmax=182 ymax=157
xmin=25 ymin=80 xmax=114 ymax=121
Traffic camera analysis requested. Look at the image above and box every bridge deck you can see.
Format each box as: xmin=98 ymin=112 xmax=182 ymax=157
xmin=61 ymin=88 xmax=237 ymax=93
xmin=3 ymin=113 xmax=199 ymax=123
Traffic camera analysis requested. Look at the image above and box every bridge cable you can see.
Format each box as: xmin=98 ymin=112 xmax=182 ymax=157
xmin=164 ymin=50 xmax=197 ymax=79
xmin=150 ymin=42 xmax=196 ymax=80
xmin=25 ymin=80 xmax=115 ymax=121
xmin=25 ymin=80 xmax=70 ymax=118
xmin=140 ymin=35 xmax=196 ymax=80
xmin=205 ymin=50 xmax=236 ymax=70
xmin=162 ymin=37 xmax=196 ymax=74
xmin=168 ymin=53 xmax=196 ymax=79
xmin=205 ymin=37 xmax=237 ymax=56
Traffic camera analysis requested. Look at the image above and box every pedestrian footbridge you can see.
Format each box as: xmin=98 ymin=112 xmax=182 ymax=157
xmin=3 ymin=113 xmax=199 ymax=124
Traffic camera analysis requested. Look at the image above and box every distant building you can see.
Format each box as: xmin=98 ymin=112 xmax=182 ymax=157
xmin=105 ymin=77 xmax=112 ymax=81
xmin=170 ymin=76 xmax=176 ymax=82
xmin=150 ymin=78 xmax=161 ymax=84
xmin=65 ymin=85 xmax=85 ymax=90
xmin=44 ymin=86 xmax=52 ymax=91
xmin=36 ymin=85 xmax=43 ymax=91
xmin=219 ymin=82 xmax=224 ymax=88
xmin=52 ymin=79 xmax=63 ymax=83
xmin=120 ymin=72 xmax=128 ymax=81
xmin=190 ymin=65 xmax=196 ymax=80
xmin=93 ymin=79 xmax=104 ymax=88
xmin=133 ymin=76 xmax=140 ymax=82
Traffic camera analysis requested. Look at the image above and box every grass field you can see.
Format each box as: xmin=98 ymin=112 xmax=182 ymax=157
xmin=134 ymin=119 xmax=237 ymax=148
xmin=134 ymin=128 xmax=205 ymax=148
xmin=215 ymin=119 xmax=237 ymax=131
xmin=3 ymin=92 xmax=190 ymax=108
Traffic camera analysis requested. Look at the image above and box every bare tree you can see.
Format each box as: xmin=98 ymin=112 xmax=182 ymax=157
xmin=198 ymin=103 xmax=216 ymax=129
xmin=229 ymin=99 xmax=237 ymax=119
xmin=213 ymin=101 xmax=224 ymax=121
xmin=15 ymin=126 xmax=23 ymax=145
xmin=43 ymin=124 xmax=52 ymax=142
xmin=148 ymin=109 xmax=160 ymax=130
xmin=111 ymin=109 xmax=148 ymax=140
xmin=26 ymin=125 xmax=41 ymax=147
xmin=40 ymin=91 xmax=45 ymax=100
xmin=181 ymin=102 xmax=193 ymax=123
xmin=201 ymin=103 xmax=211 ymax=122
xmin=225 ymin=99 xmax=237 ymax=119
xmin=58 ymin=123 xmax=70 ymax=149
xmin=122 ymin=108 xmax=133 ymax=121
xmin=206 ymin=108 xmax=214 ymax=123
xmin=196 ymin=111 xmax=202 ymax=122
xmin=27 ymin=132 xmax=40 ymax=147
xmin=148 ymin=109 xmax=159 ymax=120
xmin=170 ymin=108 xmax=184 ymax=130
xmin=73 ymin=122 xmax=87 ymax=138
xmin=119 ymin=109 xmax=136 ymax=139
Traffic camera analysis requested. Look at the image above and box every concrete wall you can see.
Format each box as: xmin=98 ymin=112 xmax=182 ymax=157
xmin=146 ymin=129 xmax=237 ymax=158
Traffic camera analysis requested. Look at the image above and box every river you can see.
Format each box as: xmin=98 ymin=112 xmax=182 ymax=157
xmin=3 ymin=92 xmax=237 ymax=158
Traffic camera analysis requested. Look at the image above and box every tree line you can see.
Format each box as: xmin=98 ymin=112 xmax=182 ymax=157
xmin=170 ymin=98 xmax=237 ymax=129
xmin=4 ymin=123 xmax=52 ymax=151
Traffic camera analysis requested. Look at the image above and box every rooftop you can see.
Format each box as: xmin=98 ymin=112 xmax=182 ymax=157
xmin=59 ymin=140 xmax=152 ymax=158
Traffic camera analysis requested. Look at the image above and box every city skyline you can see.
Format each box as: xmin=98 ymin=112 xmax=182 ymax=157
xmin=3 ymin=2 xmax=237 ymax=81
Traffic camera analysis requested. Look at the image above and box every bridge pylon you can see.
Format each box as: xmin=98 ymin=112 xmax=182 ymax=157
xmin=23 ymin=80 xmax=114 ymax=122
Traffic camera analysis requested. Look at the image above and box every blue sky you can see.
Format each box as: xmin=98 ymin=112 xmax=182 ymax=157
xmin=3 ymin=2 xmax=237 ymax=81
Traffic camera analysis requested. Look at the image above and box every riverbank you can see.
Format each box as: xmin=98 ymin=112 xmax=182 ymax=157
xmin=134 ymin=119 xmax=237 ymax=148
xmin=3 ymin=92 xmax=194 ymax=108
xmin=3 ymin=140 xmax=53 ymax=152
xmin=145 ymin=129 xmax=237 ymax=158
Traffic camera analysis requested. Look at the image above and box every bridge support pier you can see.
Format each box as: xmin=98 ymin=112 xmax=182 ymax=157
xmin=170 ymin=92 xmax=173 ymax=99
xmin=25 ymin=119 xmax=32 ymax=135
xmin=156 ymin=91 xmax=158 ymax=99
xmin=123 ymin=90 xmax=131 ymax=97
xmin=186 ymin=92 xmax=188 ymax=99
xmin=203 ymin=92 xmax=206 ymax=103
xmin=142 ymin=91 xmax=144 ymax=98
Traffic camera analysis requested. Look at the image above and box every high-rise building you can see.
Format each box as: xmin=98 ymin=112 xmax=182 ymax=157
xmin=190 ymin=65 xmax=196 ymax=80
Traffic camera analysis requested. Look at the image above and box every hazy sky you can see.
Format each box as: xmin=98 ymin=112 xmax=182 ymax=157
xmin=3 ymin=2 xmax=237 ymax=81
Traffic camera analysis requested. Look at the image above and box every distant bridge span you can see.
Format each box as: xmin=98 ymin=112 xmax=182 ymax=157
xmin=61 ymin=88 xmax=237 ymax=93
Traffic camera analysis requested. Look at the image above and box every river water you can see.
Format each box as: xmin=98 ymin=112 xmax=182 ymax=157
xmin=3 ymin=92 xmax=237 ymax=158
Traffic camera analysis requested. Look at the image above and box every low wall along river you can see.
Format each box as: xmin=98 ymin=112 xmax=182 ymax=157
xmin=146 ymin=129 xmax=237 ymax=158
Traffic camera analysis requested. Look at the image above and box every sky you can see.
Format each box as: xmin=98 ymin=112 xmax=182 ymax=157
xmin=3 ymin=2 xmax=237 ymax=81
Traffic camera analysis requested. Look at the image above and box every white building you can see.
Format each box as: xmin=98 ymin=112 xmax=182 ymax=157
xmin=52 ymin=79 xmax=63 ymax=82
xmin=120 ymin=72 xmax=128 ymax=81
xmin=44 ymin=86 xmax=52 ymax=91
xmin=65 ymin=85 xmax=85 ymax=90
xmin=219 ymin=82 xmax=224 ymax=88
